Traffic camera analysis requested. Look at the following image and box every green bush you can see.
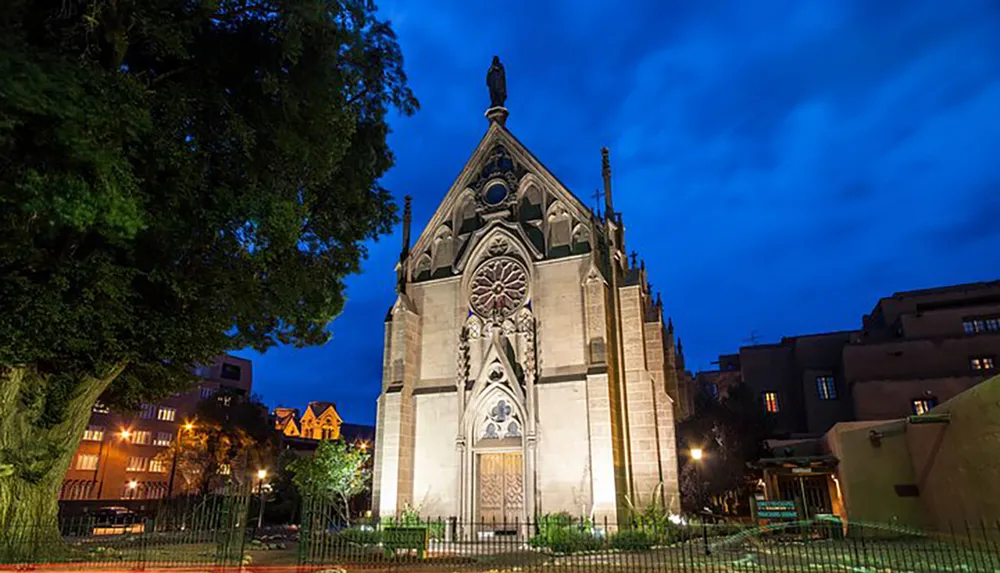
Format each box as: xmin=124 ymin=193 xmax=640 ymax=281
xmin=546 ymin=527 xmax=602 ymax=554
xmin=338 ymin=527 xmax=382 ymax=546
xmin=530 ymin=513 xmax=602 ymax=554
xmin=609 ymin=529 xmax=655 ymax=551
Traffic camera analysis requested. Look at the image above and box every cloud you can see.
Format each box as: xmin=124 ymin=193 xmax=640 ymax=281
xmin=248 ymin=0 xmax=1000 ymax=418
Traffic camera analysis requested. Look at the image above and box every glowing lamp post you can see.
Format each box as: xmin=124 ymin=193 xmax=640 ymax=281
xmin=166 ymin=421 xmax=194 ymax=499
xmin=689 ymin=447 xmax=710 ymax=556
xmin=256 ymin=469 xmax=268 ymax=530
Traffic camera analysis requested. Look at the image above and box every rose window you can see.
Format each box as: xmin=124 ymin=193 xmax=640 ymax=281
xmin=469 ymin=257 xmax=528 ymax=319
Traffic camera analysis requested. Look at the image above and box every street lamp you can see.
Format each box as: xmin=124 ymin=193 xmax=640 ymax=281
xmin=256 ymin=469 xmax=268 ymax=530
xmin=166 ymin=421 xmax=194 ymax=499
xmin=688 ymin=447 xmax=710 ymax=556
xmin=96 ymin=429 xmax=131 ymax=499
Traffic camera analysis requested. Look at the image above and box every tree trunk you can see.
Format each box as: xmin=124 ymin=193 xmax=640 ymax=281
xmin=0 ymin=364 xmax=126 ymax=562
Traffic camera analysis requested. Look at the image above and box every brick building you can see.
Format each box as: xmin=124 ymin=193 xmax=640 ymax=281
xmin=60 ymin=355 xmax=253 ymax=504
xmin=695 ymin=281 xmax=1000 ymax=437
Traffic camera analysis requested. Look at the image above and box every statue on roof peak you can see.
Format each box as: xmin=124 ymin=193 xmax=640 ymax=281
xmin=487 ymin=56 xmax=507 ymax=109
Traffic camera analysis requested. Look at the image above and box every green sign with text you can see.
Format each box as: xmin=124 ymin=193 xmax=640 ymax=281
xmin=757 ymin=500 xmax=798 ymax=519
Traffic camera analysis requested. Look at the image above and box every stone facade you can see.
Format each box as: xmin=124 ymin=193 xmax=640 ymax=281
xmin=372 ymin=100 xmax=684 ymax=525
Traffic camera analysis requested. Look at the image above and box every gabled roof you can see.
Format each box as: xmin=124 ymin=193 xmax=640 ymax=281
xmin=409 ymin=121 xmax=594 ymax=261
xmin=304 ymin=401 xmax=341 ymax=422
xmin=276 ymin=415 xmax=300 ymax=436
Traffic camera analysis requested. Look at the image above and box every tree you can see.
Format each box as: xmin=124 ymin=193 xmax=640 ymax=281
xmin=0 ymin=0 xmax=416 ymax=552
xmin=677 ymin=383 xmax=773 ymax=515
xmin=158 ymin=391 xmax=278 ymax=496
xmin=288 ymin=439 xmax=370 ymax=526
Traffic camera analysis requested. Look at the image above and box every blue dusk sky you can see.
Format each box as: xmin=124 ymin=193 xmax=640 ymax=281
xmin=238 ymin=0 xmax=1000 ymax=424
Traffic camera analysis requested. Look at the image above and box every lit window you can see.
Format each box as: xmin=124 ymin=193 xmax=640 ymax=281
xmin=149 ymin=460 xmax=167 ymax=473
xmin=763 ymin=392 xmax=780 ymax=413
xmin=816 ymin=376 xmax=838 ymax=400
xmin=157 ymin=407 xmax=176 ymax=421
xmin=131 ymin=430 xmax=151 ymax=445
xmin=138 ymin=404 xmax=155 ymax=420
xmin=126 ymin=457 xmax=150 ymax=472
xmin=76 ymin=454 xmax=99 ymax=471
xmin=218 ymin=464 xmax=232 ymax=475
xmin=83 ymin=426 xmax=105 ymax=441
xmin=153 ymin=432 xmax=173 ymax=447
xmin=970 ymin=357 xmax=996 ymax=371
xmin=912 ymin=397 xmax=938 ymax=415
xmin=200 ymin=386 xmax=217 ymax=400
xmin=964 ymin=317 xmax=1000 ymax=335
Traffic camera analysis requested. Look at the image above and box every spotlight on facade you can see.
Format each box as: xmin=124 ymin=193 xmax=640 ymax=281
xmin=119 ymin=429 xmax=132 ymax=439
xmin=690 ymin=448 xmax=704 ymax=461
xmin=127 ymin=480 xmax=138 ymax=490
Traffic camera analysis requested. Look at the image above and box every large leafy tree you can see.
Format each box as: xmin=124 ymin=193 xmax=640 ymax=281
xmin=0 ymin=0 xmax=416 ymax=551
xmin=158 ymin=390 xmax=279 ymax=496
xmin=677 ymin=384 xmax=773 ymax=515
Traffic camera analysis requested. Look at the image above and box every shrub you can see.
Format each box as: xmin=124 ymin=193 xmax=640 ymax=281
xmin=546 ymin=527 xmax=602 ymax=554
xmin=530 ymin=513 xmax=601 ymax=554
xmin=338 ymin=528 xmax=382 ymax=546
xmin=609 ymin=529 xmax=655 ymax=551
xmin=385 ymin=504 xmax=447 ymax=540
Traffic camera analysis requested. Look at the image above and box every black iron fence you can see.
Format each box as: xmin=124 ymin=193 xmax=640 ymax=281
xmin=1 ymin=484 xmax=252 ymax=568
xmin=296 ymin=514 xmax=1000 ymax=572
xmin=4 ymin=511 xmax=1000 ymax=571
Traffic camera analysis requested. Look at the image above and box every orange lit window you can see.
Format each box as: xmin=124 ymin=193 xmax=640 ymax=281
xmin=970 ymin=356 xmax=996 ymax=371
xmin=763 ymin=392 xmax=779 ymax=413
xmin=912 ymin=397 xmax=938 ymax=415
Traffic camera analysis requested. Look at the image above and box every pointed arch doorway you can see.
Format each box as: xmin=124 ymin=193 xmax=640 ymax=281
xmin=474 ymin=396 xmax=524 ymax=525
xmin=461 ymin=380 xmax=532 ymax=529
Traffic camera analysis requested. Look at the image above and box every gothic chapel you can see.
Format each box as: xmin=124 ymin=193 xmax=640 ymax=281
xmin=373 ymin=58 xmax=684 ymax=525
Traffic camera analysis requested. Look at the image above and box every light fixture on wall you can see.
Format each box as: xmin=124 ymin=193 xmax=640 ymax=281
xmin=868 ymin=430 xmax=883 ymax=448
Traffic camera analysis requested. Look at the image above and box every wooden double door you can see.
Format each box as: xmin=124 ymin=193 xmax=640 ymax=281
xmin=477 ymin=451 xmax=523 ymax=524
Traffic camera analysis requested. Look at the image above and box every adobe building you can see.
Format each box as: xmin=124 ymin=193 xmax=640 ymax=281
xmin=822 ymin=374 xmax=1000 ymax=532
xmin=846 ymin=281 xmax=1000 ymax=420
xmin=60 ymin=355 xmax=253 ymax=507
xmin=693 ymin=353 xmax=744 ymax=403
xmin=372 ymin=57 xmax=686 ymax=525
xmin=696 ymin=281 xmax=1000 ymax=438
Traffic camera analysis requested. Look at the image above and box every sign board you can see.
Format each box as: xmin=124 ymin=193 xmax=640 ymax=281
xmin=756 ymin=500 xmax=798 ymax=519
